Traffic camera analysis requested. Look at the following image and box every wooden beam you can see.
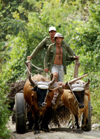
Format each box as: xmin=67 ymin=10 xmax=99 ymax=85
xmin=27 ymin=57 xmax=31 ymax=79
xmin=74 ymin=59 xmax=80 ymax=78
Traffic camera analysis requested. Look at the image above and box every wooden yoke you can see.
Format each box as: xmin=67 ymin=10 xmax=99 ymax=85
xmin=27 ymin=57 xmax=31 ymax=79
xmin=74 ymin=59 xmax=80 ymax=78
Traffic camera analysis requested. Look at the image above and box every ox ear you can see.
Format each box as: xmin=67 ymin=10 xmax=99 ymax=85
xmin=49 ymin=83 xmax=63 ymax=93
xmin=84 ymin=79 xmax=90 ymax=90
xmin=31 ymin=86 xmax=37 ymax=91
xmin=57 ymin=86 xmax=63 ymax=93
xmin=64 ymin=81 xmax=70 ymax=89
xmin=49 ymin=82 xmax=59 ymax=89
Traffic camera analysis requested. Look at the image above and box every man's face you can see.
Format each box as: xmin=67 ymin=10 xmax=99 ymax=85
xmin=55 ymin=37 xmax=63 ymax=44
xmin=49 ymin=30 xmax=56 ymax=38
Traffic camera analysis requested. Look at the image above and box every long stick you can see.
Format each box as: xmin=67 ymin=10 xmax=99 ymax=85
xmin=26 ymin=57 xmax=31 ymax=79
xmin=74 ymin=59 xmax=80 ymax=78
xmin=69 ymin=74 xmax=88 ymax=84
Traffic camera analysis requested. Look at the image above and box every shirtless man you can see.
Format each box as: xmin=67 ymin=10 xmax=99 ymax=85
xmin=44 ymin=32 xmax=78 ymax=82
xmin=44 ymin=33 xmax=79 ymax=105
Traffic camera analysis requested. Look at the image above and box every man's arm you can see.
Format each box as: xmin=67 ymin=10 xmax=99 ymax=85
xmin=62 ymin=40 xmax=75 ymax=56
xmin=65 ymin=52 xmax=79 ymax=61
xmin=62 ymin=40 xmax=79 ymax=60
xmin=30 ymin=37 xmax=46 ymax=59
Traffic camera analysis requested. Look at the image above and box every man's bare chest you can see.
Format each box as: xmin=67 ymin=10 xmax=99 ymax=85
xmin=55 ymin=47 xmax=63 ymax=55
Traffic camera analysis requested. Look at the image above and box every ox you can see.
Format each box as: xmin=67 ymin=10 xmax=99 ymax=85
xmin=23 ymin=74 xmax=60 ymax=134
xmin=61 ymin=79 xmax=91 ymax=131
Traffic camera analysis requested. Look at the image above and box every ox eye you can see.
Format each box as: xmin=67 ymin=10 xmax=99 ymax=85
xmin=31 ymin=86 xmax=37 ymax=91
xmin=49 ymin=89 xmax=52 ymax=92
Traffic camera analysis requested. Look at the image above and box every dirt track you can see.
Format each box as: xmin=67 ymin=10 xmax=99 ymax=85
xmin=8 ymin=120 xmax=100 ymax=139
xmin=10 ymin=128 xmax=100 ymax=139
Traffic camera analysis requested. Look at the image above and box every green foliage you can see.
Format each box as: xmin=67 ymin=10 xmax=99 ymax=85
xmin=0 ymin=82 xmax=10 ymax=139
xmin=91 ymin=85 xmax=100 ymax=125
xmin=70 ymin=4 xmax=100 ymax=72
xmin=0 ymin=0 xmax=100 ymax=137
xmin=2 ymin=34 xmax=28 ymax=82
xmin=0 ymin=0 xmax=29 ymax=40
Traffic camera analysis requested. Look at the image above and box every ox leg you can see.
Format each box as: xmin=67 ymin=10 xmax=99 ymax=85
xmin=75 ymin=115 xmax=79 ymax=129
xmin=82 ymin=115 xmax=88 ymax=130
xmin=82 ymin=105 xmax=91 ymax=131
xmin=27 ymin=109 xmax=34 ymax=130
xmin=74 ymin=115 xmax=83 ymax=133
xmin=34 ymin=115 xmax=40 ymax=134
xmin=41 ymin=107 xmax=52 ymax=132
xmin=31 ymin=107 xmax=40 ymax=134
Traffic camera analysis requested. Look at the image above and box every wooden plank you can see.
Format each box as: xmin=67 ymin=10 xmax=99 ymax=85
xmin=74 ymin=59 xmax=80 ymax=78
xmin=27 ymin=57 xmax=31 ymax=79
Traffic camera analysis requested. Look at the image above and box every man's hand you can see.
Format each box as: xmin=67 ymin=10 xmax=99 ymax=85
xmin=74 ymin=55 xmax=79 ymax=59
xmin=27 ymin=56 xmax=32 ymax=60
xmin=44 ymin=68 xmax=49 ymax=73
xmin=76 ymin=55 xmax=79 ymax=59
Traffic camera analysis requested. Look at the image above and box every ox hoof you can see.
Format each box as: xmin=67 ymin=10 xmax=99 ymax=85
xmin=82 ymin=126 xmax=87 ymax=131
xmin=34 ymin=130 xmax=40 ymax=134
xmin=73 ymin=129 xmax=83 ymax=133
xmin=27 ymin=123 xmax=33 ymax=130
xmin=44 ymin=128 xmax=50 ymax=132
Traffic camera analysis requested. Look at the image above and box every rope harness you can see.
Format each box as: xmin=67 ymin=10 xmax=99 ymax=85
xmin=68 ymin=82 xmax=79 ymax=108
xmin=25 ymin=60 xmax=50 ymax=79
xmin=68 ymin=82 xmax=85 ymax=109
xmin=25 ymin=60 xmax=43 ymax=72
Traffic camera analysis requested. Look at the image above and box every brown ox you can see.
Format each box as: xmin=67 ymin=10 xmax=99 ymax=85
xmin=61 ymin=79 xmax=91 ymax=131
xmin=23 ymin=74 xmax=59 ymax=134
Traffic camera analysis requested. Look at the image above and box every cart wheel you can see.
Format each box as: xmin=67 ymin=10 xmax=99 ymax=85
xmin=15 ymin=93 xmax=26 ymax=133
xmin=83 ymin=100 xmax=92 ymax=131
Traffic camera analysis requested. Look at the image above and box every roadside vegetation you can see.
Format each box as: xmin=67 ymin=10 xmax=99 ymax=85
xmin=0 ymin=0 xmax=100 ymax=138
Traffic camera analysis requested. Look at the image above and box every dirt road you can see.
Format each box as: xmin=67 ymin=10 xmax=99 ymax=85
xmin=9 ymin=122 xmax=100 ymax=139
xmin=10 ymin=129 xmax=100 ymax=139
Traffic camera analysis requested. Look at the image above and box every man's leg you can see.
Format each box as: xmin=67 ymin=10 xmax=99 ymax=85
xmin=58 ymin=65 xmax=64 ymax=82
xmin=51 ymin=65 xmax=59 ymax=105
xmin=51 ymin=65 xmax=59 ymax=82
xmin=52 ymin=65 xmax=64 ymax=109
xmin=52 ymin=72 xmax=58 ymax=82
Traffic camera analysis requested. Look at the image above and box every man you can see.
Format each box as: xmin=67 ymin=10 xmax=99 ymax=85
xmin=44 ymin=32 xmax=78 ymax=82
xmin=27 ymin=26 xmax=56 ymax=60
xmin=27 ymin=26 xmax=75 ymax=60
xmin=44 ymin=32 xmax=79 ymax=106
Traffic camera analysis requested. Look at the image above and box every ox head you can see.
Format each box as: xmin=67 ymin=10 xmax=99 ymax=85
xmin=69 ymin=79 xmax=90 ymax=109
xmin=29 ymin=75 xmax=57 ymax=108
xmin=64 ymin=74 xmax=90 ymax=109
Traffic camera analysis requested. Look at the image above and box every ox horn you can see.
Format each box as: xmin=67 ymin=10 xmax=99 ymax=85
xmin=49 ymin=77 xmax=56 ymax=87
xmin=68 ymin=74 xmax=88 ymax=85
xmin=29 ymin=74 xmax=37 ymax=87
xmin=84 ymin=78 xmax=90 ymax=90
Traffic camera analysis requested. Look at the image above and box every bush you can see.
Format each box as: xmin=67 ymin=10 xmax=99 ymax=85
xmin=0 ymin=82 xmax=10 ymax=139
xmin=0 ymin=2 xmax=100 ymax=138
